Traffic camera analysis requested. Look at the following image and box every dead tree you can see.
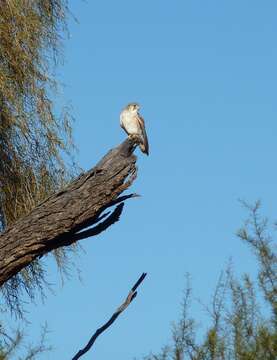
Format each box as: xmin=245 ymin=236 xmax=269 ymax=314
xmin=0 ymin=138 xmax=138 ymax=287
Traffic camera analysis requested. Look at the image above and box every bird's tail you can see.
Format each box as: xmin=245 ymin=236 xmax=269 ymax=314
xmin=139 ymin=133 xmax=149 ymax=156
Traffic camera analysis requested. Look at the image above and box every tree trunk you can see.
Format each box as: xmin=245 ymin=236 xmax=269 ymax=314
xmin=0 ymin=138 xmax=138 ymax=287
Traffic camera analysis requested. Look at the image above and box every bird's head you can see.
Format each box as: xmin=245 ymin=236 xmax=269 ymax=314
xmin=126 ymin=102 xmax=140 ymax=113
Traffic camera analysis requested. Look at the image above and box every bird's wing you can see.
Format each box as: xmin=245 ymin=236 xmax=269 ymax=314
xmin=137 ymin=114 xmax=149 ymax=155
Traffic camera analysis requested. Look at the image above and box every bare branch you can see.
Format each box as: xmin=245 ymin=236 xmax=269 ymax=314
xmin=71 ymin=272 xmax=147 ymax=360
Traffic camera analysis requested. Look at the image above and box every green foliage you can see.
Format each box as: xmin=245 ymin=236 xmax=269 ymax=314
xmin=0 ymin=0 xmax=77 ymax=313
xmin=141 ymin=203 xmax=277 ymax=360
xmin=0 ymin=2 xmax=78 ymax=355
xmin=0 ymin=0 xmax=73 ymax=230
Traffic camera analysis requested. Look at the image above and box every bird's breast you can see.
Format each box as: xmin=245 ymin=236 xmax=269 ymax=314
xmin=120 ymin=112 xmax=140 ymax=135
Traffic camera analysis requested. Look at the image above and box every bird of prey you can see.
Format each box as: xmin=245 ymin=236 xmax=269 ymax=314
xmin=120 ymin=103 xmax=149 ymax=155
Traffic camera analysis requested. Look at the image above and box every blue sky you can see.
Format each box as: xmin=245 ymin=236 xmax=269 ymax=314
xmin=10 ymin=1 xmax=277 ymax=359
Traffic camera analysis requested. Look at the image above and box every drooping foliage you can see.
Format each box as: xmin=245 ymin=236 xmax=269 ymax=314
xmin=141 ymin=203 xmax=277 ymax=360
xmin=0 ymin=0 xmax=74 ymax=229
xmin=0 ymin=0 xmax=77 ymax=313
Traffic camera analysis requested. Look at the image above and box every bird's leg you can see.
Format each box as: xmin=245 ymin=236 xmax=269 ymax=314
xmin=129 ymin=134 xmax=142 ymax=144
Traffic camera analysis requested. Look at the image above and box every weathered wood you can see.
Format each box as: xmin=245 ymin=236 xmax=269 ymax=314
xmin=0 ymin=138 xmax=138 ymax=287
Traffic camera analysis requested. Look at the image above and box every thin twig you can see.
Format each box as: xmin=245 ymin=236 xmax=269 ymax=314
xmin=71 ymin=272 xmax=147 ymax=360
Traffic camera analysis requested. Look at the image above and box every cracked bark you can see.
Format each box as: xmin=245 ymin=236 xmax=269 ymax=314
xmin=0 ymin=138 xmax=138 ymax=287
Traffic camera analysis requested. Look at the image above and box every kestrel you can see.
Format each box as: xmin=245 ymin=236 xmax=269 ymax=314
xmin=120 ymin=103 xmax=149 ymax=155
